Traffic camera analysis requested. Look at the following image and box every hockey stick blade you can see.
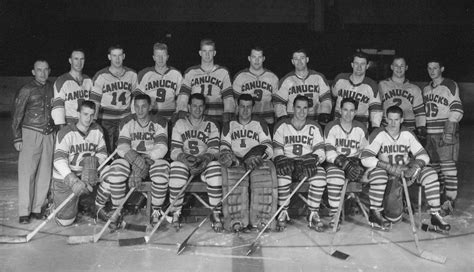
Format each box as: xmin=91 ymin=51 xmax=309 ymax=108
xmin=122 ymin=222 xmax=147 ymax=232
xmin=328 ymin=180 xmax=350 ymax=260
xmin=67 ymin=235 xmax=94 ymax=245
xmin=118 ymin=236 xmax=148 ymax=247
xmin=0 ymin=235 xmax=28 ymax=244
xmin=177 ymin=217 xmax=209 ymax=255
xmin=330 ymin=250 xmax=350 ymax=260
xmin=420 ymin=250 xmax=447 ymax=264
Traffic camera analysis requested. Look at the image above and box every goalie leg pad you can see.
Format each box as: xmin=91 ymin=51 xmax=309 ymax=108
xmin=249 ymin=160 xmax=278 ymax=231
xmin=382 ymin=175 xmax=403 ymax=223
xmin=222 ymin=165 xmax=249 ymax=231
xmin=150 ymin=159 xmax=170 ymax=209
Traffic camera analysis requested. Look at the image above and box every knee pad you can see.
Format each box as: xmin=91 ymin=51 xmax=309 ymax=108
xmin=419 ymin=167 xmax=438 ymax=185
xmin=102 ymin=159 xmax=130 ymax=184
xmin=249 ymin=161 xmax=278 ymax=231
xmin=222 ymin=165 xmax=249 ymax=231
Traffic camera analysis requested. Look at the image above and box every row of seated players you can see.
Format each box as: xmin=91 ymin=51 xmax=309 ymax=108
xmin=52 ymin=93 xmax=451 ymax=234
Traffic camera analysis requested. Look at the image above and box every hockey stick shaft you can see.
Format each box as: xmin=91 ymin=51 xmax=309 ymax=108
xmin=247 ymin=176 xmax=308 ymax=256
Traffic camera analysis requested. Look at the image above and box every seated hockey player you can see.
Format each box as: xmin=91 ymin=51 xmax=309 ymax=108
xmin=52 ymin=101 xmax=108 ymax=226
xmin=325 ymin=97 xmax=389 ymax=230
xmin=168 ymin=93 xmax=223 ymax=231
xmin=273 ymin=95 xmax=327 ymax=232
xmin=95 ymin=94 xmax=170 ymax=227
xmin=219 ymin=94 xmax=275 ymax=232
xmin=361 ymin=105 xmax=450 ymax=233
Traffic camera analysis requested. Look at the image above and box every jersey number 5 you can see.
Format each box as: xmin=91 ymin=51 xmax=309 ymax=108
xmin=188 ymin=141 xmax=199 ymax=155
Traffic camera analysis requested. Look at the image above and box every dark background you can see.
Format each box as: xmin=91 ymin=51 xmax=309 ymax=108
xmin=0 ymin=0 xmax=472 ymax=81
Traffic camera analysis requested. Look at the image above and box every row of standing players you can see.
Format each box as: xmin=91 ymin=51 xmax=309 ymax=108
xmin=12 ymin=39 xmax=460 ymax=234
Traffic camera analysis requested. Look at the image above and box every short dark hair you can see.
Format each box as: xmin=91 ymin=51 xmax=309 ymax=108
xmin=427 ymin=57 xmax=444 ymax=68
xmin=392 ymin=55 xmax=407 ymax=65
xmin=250 ymin=46 xmax=264 ymax=55
xmin=386 ymin=105 xmax=403 ymax=118
xmin=32 ymin=59 xmax=49 ymax=69
xmin=238 ymin=93 xmax=255 ymax=106
xmin=134 ymin=94 xmax=151 ymax=105
xmin=70 ymin=49 xmax=85 ymax=57
xmin=352 ymin=51 xmax=369 ymax=62
xmin=78 ymin=100 xmax=96 ymax=112
xmin=200 ymin=39 xmax=215 ymax=50
xmin=293 ymin=95 xmax=310 ymax=107
xmin=108 ymin=44 xmax=125 ymax=54
xmin=153 ymin=43 xmax=168 ymax=53
xmin=189 ymin=93 xmax=206 ymax=105
xmin=293 ymin=49 xmax=308 ymax=57
xmin=340 ymin=97 xmax=358 ymax=110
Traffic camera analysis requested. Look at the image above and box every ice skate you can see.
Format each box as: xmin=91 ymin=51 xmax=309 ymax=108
xmin=369 ymin=209 xmax=391 ymax=231
xmin=307 ymin=211 xmax=325 ymax=232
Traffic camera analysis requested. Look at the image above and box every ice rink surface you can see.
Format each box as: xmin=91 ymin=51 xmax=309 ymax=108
xmin=0 ymin=118 xmax=473 ymax=272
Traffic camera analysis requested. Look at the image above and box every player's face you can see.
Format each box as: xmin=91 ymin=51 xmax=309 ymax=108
xmin=78 ymin=106 xmax=95 ymax=129
xmin=351 ymin=57 xmax=368 ymax=77
xmin=188 ymin=98 xmax=205 ymax=119
xmin=153 ymin=49 xmax=169 ymax=68
xmin=134 ymin=99 xmax=151 ymax=120
xmin=391 ymin=58 xmax=407 ymax=79
xmin=238 ymin=100 xmax=253 ymax=121
xmin=69 ymin=51 xmax=85 ymax=73
xmin=248 ymin=50 xmax=265 ymax=70
xmin=291 ymin=52 xmax=308 ymax=72
xmin=341 ymin=102 xmax=356 ymax=123
xmin=386 ymin=112 xmax=403 ymax=132
xmin=427 ymin=62 xmax=444 ymax=80
xmin=293 ymin=100 xmax=308 ymax=121
xmin=31 ymin=61 xmax=50 ymax=84
xmin=108 ymin=49 xmax=125 ymax=68
xmin=199 ymin=45 xmax=216 ymax=64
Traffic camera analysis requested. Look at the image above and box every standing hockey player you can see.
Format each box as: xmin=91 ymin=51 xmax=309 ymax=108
xmin=219 ymin=94 xmax=275 ymax=232
xmin=12 ymin=59 xmax=55 ymax=224
xmin=52 ymin=101 xmax=108 ymax=226
xmin=52 ymin=49 xmax=94 ymax=126
xmin=176 ymin=39 xmax=235 ymax=124
xmin=361 ymin=105 xmax=450 ymax=233
xmin=91 ymin=45 xmax=138 ymax=153
xmin=378 ymin=56 xmax=426 ymax=142
xmin=233 ymin=47 xmax=279 ymax=131
xmin=95 ymin=94 xmax=170 ymax=226
xmin=273 ymin=95 xmax=327 ymax=231
xmin=169 ymin=93 xmax=223 ymax=231
xmin=423 ymin=59 xmax=463 ymax=216
xmin=273 ymin=49 xmax=332 ymax=126
xmin=136 ymin=43 xmax=183 ymax=121
xmin=332 ymin=52 xmax=383 ymax=131
xmin=325 ymin=97 xmax=389 ymax=230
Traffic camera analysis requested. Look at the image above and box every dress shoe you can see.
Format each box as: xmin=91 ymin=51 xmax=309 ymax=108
xmin=19 ymin=216 xmax=30 ymax=224
xmin=31 ymin=212 xmax=46 ymax=220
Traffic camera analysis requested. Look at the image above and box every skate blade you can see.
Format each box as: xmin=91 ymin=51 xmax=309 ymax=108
xmin=369 ymin=222 xmax=390 ymax=232
xmin=420 ymin=250 xmax=447 ymax=264
xmin=421 ymin=223 xmax=450 ymax=234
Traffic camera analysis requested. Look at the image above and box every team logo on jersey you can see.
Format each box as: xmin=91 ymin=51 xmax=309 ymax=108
xmin=181 ymin=130 xmax=209 ymax=143
xmin=284 ymin=135 xmax=313 ymax=145
xmin=380 ymin=144 xmax=409 ymax=154
xmin=131 ymin=132 xmax=154 ymax=141
xmin=338 ymin=89 xmax=370 ymax=103
xmin=145 ymin=79 xmax=177 ymax=91
xmin=335 ymin=138 xmax=360 ymax=149
xmin=241 ymin=81 xmax=273 ymax=92
xmin=289 ymin=85 xmax=320 ymax=95
xmin=230 ymin=129 xmax=259 ymax=142
xmin=382 ymin=89 xmax=414 ymax=103
xmin=102 ymin=81 xmax=133 ymax=93
xmin=191 ymin=76 xmax=223 ymax=89
xmin=69 ymin=142 xmax=97 ymax=154
xmin=66 ymin=89 xmax=90 ymax=101
xmin=424 ymin=94 xmax=448 ymax=106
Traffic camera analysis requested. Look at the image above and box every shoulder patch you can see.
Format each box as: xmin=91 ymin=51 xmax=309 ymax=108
xmin=441 ymin=78 xmax=458 ymax=96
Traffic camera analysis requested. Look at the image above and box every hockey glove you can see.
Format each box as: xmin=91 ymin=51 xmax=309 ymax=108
xmin=441 ymin=121 xmax=458 ymax=145
xmin=129 ymin=164 xmax=147 ymax=188
xmin=345 ymin=157 xmax=365 ymax=181
xmin=404 ymin=159 xmax=425 ymax=180
xmin=377 ymin=161 xmax=408 ymax=178
xmin=414 ymin=126 xmax=427 ymax=146
xmin=177 ymin=152 xmax=198 ymax=168
xmin=190 ymin=153 xmax=214 ymax=176
xmin=242 ymin=144 xmax=267 ymax=170
xmin=298 ymin=153 xmax=319 ymax=178
xmin=80 ymin=156 xmax=99 ymax=186
xmin=124 ymin=149 xmax=147 ymax=170
xmin=274 ymin=155 xmax=294 ymax=176
xmin=219 ymin=149 xmax=239 ymax=168
xmin=64 ymin=172 xmax=88 ymax=196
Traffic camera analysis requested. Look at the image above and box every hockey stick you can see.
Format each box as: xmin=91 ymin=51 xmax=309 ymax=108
xmin=118 ymin=175 xmax=195 ymax=246
xmin=401 ymin=175 xmax=447 ymax=264
xmin=246 ymin=176 xmax=308 ymax=256
xmin=177 ymin=168 xmax=253 ymax=255
xmin=328 ymin=179 xmax=350 ymax=260
xmin=67 ymin=187 xmax=136 ymax=244
xmin=0 ymin=193 xmax=75 ymax=244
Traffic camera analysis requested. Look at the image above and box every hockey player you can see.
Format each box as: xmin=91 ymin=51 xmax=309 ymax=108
xmin=273 ymin=95 xmax=327 ymax=232
xmin=361 ymin=105 xmax=450 ymax=232
xmin=169 ymin=93 xmax=223 ymax=231
xmin=233 ymin=47 xmax=279 ymax=131
xmin=91 ymin=45 xmax=138 ymax=153
xmin=332 ymin=52 xmax=383 ymax=131
xmin=273 ymin=49 xmax=332 ymax=126
xmin=135 ymin=43 xmax=183 ymax=121
xmin=176 ymin=39 xmax=235 ymax=125
xmin=378 ymin=56 xmax=426 ymax=143
xmin=325 ymin=97 xmax=389 ymax=230
xmin=95 ymin=94 xmax=169 ymax=226
xmin=52 ymin=49 xmax=94 ymax=126
xmin=219 ymin=94 xmax=275 ymax=232
xmin=423 ymin=59 xmax=463 ymax=216
xmin=52 ymin=101 xmax=108 ymax=226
